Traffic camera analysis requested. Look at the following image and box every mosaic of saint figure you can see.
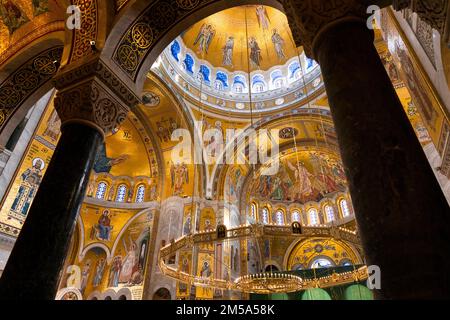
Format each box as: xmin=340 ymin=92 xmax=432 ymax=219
xmin=183 ymin=216 xmax=192 ymax=235
xmin=222 ymin=36 xmax=234 ymax=67
xmin=92 ymin=209 xmax=113 ymax=241
xmin=43 ymin=109 xmax=61 ymax=142
xmin=10 ymin=158 xmax=44 ymax=221
xmin=92 ymin=258 xmax=106 ymax=288
xmin=31 ymin=0 xmax=49 ymax=16
xmin=0 ymin=0 xmax=29 ymax=34
xmin=255 ymin=5 xmax=270 ymax=30
xmin=200 ymin=261 xmax=212 ymax=278
xmin=287 ymin=160 xmax=313 ymax=201
xmin=93 ymin=143 xmax=129 ymax=174
xmin=193 ymin=23 xmax=215 ymax=55
xmin=108 ymin=256 xmax=122 ymax=287
xmin=170 ymin=162 xmax=189 ymax=195
xmin=80 ymin=259 xmax=91 ymax=294
xmin=178 ymin=257 xmax=190 ymax=294
xmin=271 ymin=29 xmax=286 ymax=60
xmin=249 ymin=37 xmax=262 ymax=68
xmin=119 ymin=236 xmax=138 ymax=284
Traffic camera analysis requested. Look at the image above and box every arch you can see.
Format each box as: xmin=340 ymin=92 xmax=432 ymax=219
xmin=110 ymin=208 xmax=153 ymax=260
xmin=79 ymin=243 xmax=112 ymax=262
xmin=0 ymin=43 xmax=64 ymax=145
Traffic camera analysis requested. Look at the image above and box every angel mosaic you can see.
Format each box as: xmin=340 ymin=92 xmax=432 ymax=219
xmin=255 ymin=5 xmax=270 ymax=30
xmin=194 ymin=23 xmax=215 ymax=55
xmin=0 ymin=0 xmax=29 ymax=34
xmin=170 ymin=162 xmax=189 ymax=195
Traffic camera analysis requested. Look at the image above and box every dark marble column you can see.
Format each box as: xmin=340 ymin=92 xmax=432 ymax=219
xmin=0 ymin=60 xmax=133 ymax=299
xmin=0 ymin=123 xmax=102 ymax=300
xmin=285 ymin=0 xmax=450 ymax=298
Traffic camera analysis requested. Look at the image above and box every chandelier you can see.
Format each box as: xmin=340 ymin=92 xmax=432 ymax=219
xmin=158 ymin=223 xmax=367 ymax=294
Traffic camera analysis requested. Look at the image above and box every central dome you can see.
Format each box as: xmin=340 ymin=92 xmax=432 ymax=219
xmin=181 ymin=5 xmax=299 ymax=72
xmin=151 ymin=5 xmax=324 ymax=115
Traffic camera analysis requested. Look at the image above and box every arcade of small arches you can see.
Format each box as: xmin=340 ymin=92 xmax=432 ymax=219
xmin=0 ymin=0 xmax=449 ymax=301
xmin=248 ymin=195 xmax=353 ymax=227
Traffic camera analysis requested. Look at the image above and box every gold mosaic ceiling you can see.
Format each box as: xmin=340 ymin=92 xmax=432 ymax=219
xmin=0 ymin=0 xmax=64 ymax=63
xmin=181 ymin=5 xmax=300 ymax=72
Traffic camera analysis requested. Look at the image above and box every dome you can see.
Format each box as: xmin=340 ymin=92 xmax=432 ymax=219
xmin=151 ymin=5 xmax=324 ymax=116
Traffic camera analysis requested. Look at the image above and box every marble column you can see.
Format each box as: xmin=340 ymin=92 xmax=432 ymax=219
xmin=285 ymin=0 xmax=450 ymax=299
xmin=0 ymin=61 xmax=133 ymax=299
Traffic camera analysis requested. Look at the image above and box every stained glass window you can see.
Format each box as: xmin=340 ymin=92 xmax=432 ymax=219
xmin=262 ymin=208 xmax=269 ymax=224
xmin=340 ymin=200 xmax=350 ymax=217
xmin=308 ymin=208 xmax=319 ymax=226
xmin=96 ymin=182 xmax=107 ymax=200
xmin=292 ymin=211 xmax=301 ymax=223
xmin=325 ymin=205 xmax=335 ymax=222
xmin=275 ymin=210 xmax=284 ymax=225
xmin=136 ymin=184 xmax=146 ymax=203
xmin=116 ymin=184 xmax=127 ymax=202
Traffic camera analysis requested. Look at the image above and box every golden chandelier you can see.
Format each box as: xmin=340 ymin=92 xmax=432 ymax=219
xmin=158 ymin=223 xmax=368 ymax=294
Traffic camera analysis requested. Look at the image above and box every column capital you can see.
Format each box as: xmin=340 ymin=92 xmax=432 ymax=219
xmin=283 ymin=0 xmax=369 ymax=58
xmin=53 ymin=58 xmax=140 ymax=138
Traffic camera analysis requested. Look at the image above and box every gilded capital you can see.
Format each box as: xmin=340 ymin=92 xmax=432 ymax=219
xmin=282 ymin=0 xmax=369 ymax=58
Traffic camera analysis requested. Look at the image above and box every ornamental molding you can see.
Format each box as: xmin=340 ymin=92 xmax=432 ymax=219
xmin=393 ymin=0 xmax=450 ymax=44
xmin=0 ymin=47 xmax=63 ymax=132
xmin=53 ymin=58 xmax=140 ymax=108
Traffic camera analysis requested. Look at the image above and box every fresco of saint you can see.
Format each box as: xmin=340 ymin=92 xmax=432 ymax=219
xmin=0 ymin=0 xmax=29 ymax=34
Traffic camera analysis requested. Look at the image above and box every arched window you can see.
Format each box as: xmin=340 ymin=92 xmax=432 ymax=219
xmin=308 ymin=208 xmax=319 ymax=226
xmin=96 ymin=182 xmax=108 ymax=200
xmin=253 ymin=83 xmax=265 ymax=93
xmin=116 ymin=184 xmax=127 ymax=202
xmin=135 ymin=184 xmax=146 ymax=203
xmin=340 ymin=199 xmax=350 ymax=217
xmin=234 ymin=84 xmax=244 ymax=93
xmin=274 ymin=78 xmax=284 ymax=89
xmin=261 ymin=208 xmax=269 ymax=225
xmin=324 ymin=205 xmax=335 ymax=222
xmin=275 ymin=210 xmax=285 ymax=225
xmin=214 ymin=81 xmax=223 ymax=91
xmin=250 ymin=203 xmax=257 ymax=219
xmin=292 ymin=210 xmax=301 ymax=223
